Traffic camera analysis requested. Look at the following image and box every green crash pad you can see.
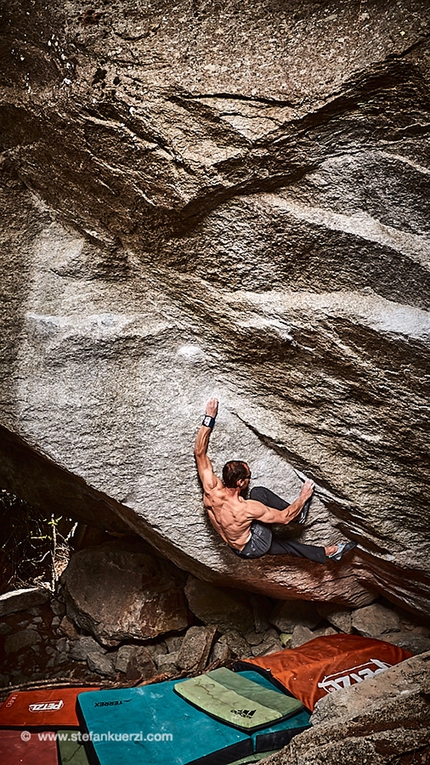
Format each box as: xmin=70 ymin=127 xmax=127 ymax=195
xmin=57 ymin=730 xmax=90 ymax=765
xmin=77 ymin=671 xmax=310 ymax=765
xmin=174 ymin=668 xmax=303 ymax=731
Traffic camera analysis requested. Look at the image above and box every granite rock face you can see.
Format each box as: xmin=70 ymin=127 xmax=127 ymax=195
xmin=0 ymin=1 xmax=429 ymax=614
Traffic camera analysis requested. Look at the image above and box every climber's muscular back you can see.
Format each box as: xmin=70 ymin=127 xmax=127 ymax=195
xmin=203 ymin=480 xmax=266 ymax=550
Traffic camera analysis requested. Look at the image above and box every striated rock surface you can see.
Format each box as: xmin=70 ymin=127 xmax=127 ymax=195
xmin=0 ymin=0 xmax=429 ymax=614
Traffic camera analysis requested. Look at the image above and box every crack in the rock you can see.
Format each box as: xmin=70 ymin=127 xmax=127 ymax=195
xmin=177 ymin=91 xmax=295 ymax=108
xmin=389 ymin=33 xmax=430 ymax=59
xmin=233 ymin=412 xmax=352 ymax=505
xmin=166 ymin=60 xmax=429 ymax=230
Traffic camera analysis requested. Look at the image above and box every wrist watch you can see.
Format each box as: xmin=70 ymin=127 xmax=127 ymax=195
xmin=202 ymin=414 xmax=216 ymax=428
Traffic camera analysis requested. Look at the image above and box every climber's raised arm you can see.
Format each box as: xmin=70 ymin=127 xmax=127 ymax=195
xmin=194 ymin=397 xmax=221 ymax=492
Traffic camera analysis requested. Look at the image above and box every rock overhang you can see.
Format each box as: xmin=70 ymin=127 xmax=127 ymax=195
xmin=0 ymin=0 xmax=429 ymax=616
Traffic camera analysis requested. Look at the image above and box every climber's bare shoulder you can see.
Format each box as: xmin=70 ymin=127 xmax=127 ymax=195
xmin=199 ymin=465 xmax=223 ymax=497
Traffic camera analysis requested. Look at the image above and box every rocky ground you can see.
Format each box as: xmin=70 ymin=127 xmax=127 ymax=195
xmin=1 ymin=535 xmax=429 ymax=697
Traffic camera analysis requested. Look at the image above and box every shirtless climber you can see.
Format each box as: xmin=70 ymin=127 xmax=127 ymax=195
xmin=194 ymin=398 xmax=357 ymax=563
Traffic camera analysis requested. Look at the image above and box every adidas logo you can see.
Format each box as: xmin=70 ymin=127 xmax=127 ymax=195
xmin=230 ymin=708 xmax=257 ymax=718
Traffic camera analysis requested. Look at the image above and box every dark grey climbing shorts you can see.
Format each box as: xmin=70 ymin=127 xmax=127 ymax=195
xmin=233 ymin=521 xmax=273 ymax=559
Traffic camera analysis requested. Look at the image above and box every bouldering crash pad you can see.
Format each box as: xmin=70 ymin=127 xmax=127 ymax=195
xmin=239 ymin=634 xmax=412 ymax=711
xmin=0 ymin=728 xmax=58 ymax=765
xmin=0 ymin=687 xmax=99 ymax=728
xmin=174 ymin=667 xmax=303 ymax=731
xmin=77 ymin=670 xmax=310 ymax=765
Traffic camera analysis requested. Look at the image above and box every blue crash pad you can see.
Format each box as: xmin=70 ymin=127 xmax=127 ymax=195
xmin=77 ymin=670 xmax=310 ymax=765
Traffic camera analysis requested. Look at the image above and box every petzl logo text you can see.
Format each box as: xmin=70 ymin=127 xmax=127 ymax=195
xmin=318 ymin=658 xmax=391 ymax=694
xmin=29 ymin=700 xmax=64 ymax=713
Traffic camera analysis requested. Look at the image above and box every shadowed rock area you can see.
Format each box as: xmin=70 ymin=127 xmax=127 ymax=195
xmin=0 ymin=1 xmax=429 ymax=614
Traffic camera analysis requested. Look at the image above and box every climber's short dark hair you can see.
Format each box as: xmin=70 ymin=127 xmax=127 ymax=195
xmin=222 ymin=461 xmax=250 ymax=488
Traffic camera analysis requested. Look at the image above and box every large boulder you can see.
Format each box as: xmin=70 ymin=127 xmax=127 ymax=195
xmin=0 ymin=0 xmax=429 ymax=615
xmin=63 ymin=541 xmax=189 ymax=646
xmin=351 ymin=603 xmax=401 ymax=637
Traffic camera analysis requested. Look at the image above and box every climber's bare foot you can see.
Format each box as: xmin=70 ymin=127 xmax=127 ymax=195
xmin=325 ymin=541 xmax=357 ymax=561
xmin=324 ymin=544 xmax=338 ymax=557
